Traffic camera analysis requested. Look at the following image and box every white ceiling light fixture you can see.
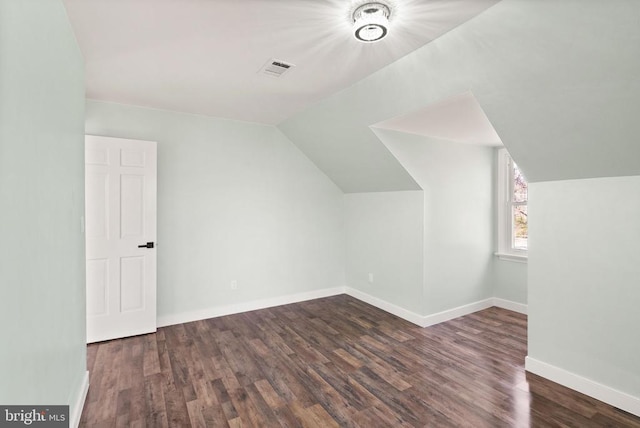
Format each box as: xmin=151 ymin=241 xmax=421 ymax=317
xmin=352 ymin=2 xmax=392 ymax=43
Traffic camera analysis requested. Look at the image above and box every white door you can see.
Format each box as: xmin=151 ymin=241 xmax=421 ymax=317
xmin=85 ymin=135 xmax=157 ymax=343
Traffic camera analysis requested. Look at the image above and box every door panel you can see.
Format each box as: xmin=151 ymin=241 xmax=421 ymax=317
xmin=120 ymin=174 xmax=145 ymax=238
xmin=85 ymin=172 xmax=109 ymax=238
xmin=85 ymin=135 xmax=157 ymax=343
xmin=121 ymin=149 xmax=146 ymax=167
xmin=86 ymin=147 xmax=109 ymax=165
xmin=86 ymin=259 xmax=108 ymax=316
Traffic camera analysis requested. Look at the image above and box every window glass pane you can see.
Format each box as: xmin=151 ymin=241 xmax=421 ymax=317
xmin=512 ymin=205 xmax=528 ymax=250
xmin=513 ymin=163 xmax=528 ymax=203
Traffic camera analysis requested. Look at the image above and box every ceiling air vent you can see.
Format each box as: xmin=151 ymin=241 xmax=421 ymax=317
xmin=259 ymin=58 xmax=295 ymax=78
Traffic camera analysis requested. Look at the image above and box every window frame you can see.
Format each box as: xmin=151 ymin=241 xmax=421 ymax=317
xmin=496 ymin=148 xmax=528 ymax=262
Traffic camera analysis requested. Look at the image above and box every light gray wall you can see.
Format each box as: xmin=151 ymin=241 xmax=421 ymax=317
xmin=85 ymin=101 xmax=345 ymax=320
xmin=373 ymin=130 xmax=495 ymax=314
xmin=528 ymin=176 xmax=640 ymax=398
xmin=493 ymin=260 xmax=527 ymax=304
xmin=0 ymin=0 xmax=87 ymax=409
xmin=345 ymin=191 xmax=424 ymax=314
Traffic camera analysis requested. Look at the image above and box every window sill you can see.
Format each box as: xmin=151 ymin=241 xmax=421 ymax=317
xmin=494 ymin=252 xmax=528 ymax=263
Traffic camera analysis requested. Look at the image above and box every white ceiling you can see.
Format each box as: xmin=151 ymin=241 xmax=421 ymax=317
xmin=62 ymin=0 xmax=500 ymax=125
xmin=372 ymin=91 xmax=503 ymax=146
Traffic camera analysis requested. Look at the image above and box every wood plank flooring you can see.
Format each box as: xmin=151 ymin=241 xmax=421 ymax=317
xmin=80 ymin=295 xmax=640 ymax=427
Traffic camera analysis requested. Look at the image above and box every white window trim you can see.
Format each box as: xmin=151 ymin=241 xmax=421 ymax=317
xmin=496 ymin=148 xmax=528 ymax=262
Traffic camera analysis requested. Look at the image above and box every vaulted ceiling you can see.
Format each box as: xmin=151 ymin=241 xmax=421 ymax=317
xmin=63 ymin=0 xmax=640 ymax=193
xmin=62 ymin=0 xmax=499 ymax=124
xmin=279 ymin=0 xmax=640 ymax=191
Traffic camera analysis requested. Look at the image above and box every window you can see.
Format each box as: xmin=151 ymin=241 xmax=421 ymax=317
xmin=497 ymin=148 xmax=528 ymax=261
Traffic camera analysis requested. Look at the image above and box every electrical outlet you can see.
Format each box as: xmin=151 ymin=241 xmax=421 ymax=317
xmin=368 ymin=273 xmax=374 ymax=284
xmin=230 ymin=280 xmax=238 ymax=290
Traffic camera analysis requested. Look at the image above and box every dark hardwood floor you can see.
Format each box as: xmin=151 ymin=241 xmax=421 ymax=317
xmin=80 ymin=295 xmax=640 ymax=427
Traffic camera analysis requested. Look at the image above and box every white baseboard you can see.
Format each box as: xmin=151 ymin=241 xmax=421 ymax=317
xmin=343 ymin=289 xmax=526 ymax=328
xmin=421 ymin=298 xmax=495 ymax=327
xmin=492 ymin=297 xmax=527 ymax=314
xmin=157 ymin=287 xmax=345 ymax=327
xmin=70 ymin=370 xmax=89 ymax=428
xmin=525 ymin=357 xmax=640 ymax=417
xmin=159 ymin=286 xmax=488 ymax=330
xmin=158 ymin=287 xmax=528 ymax=330
xmin=344 ymin=287 xmax=425 ymax=326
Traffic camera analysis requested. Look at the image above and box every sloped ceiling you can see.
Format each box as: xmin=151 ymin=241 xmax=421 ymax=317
xmin=278 ymin=0 xmax=640 ymax=191
xmin=62 ymin=0 xmax=500 ymax=125
xmin=372 ymin=91 xmax=502 ymax=146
